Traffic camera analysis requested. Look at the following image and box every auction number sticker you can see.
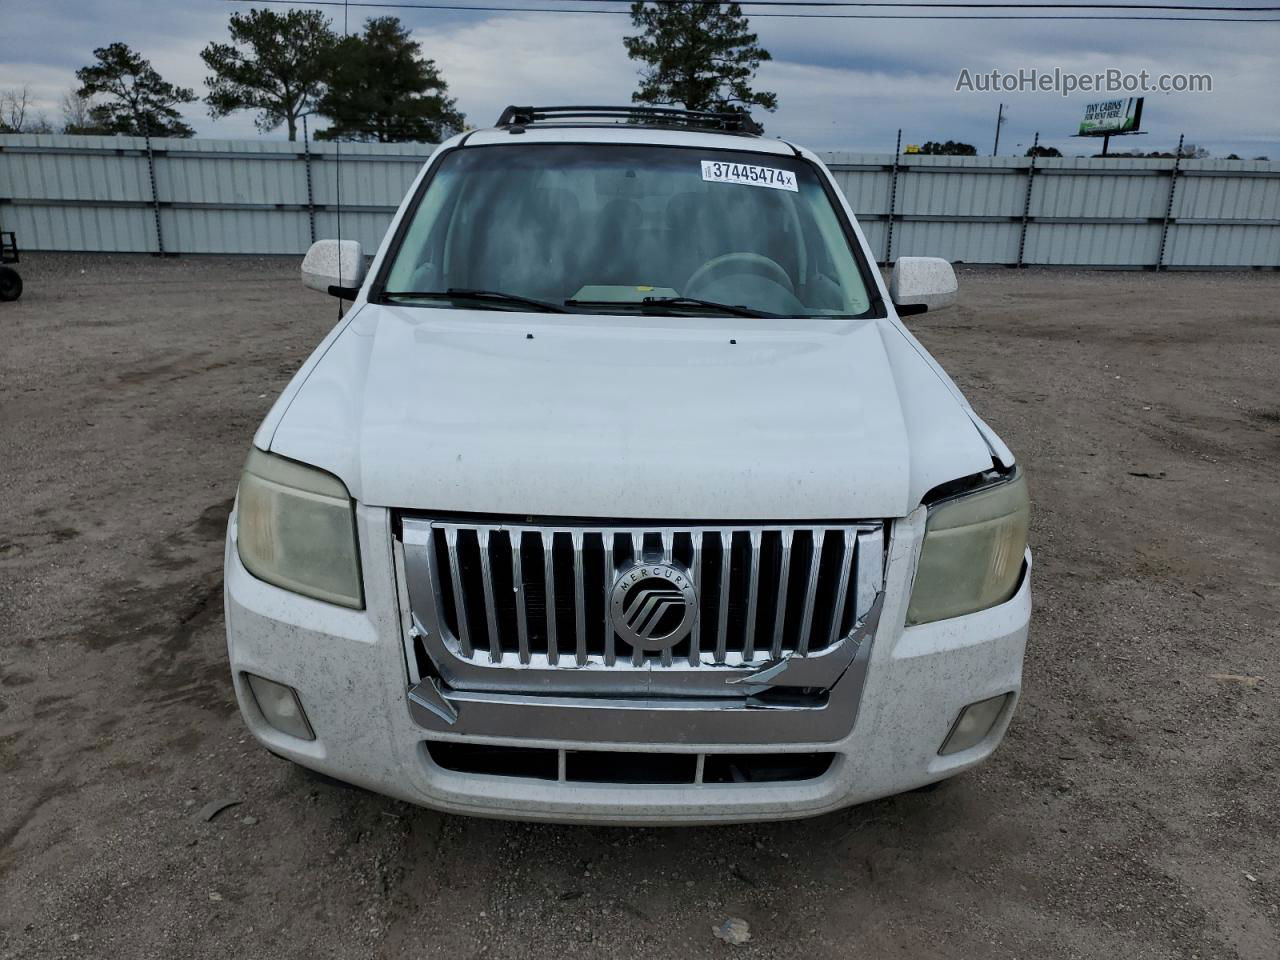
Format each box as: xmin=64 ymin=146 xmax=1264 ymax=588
xmin=701 ymin=160 xmax=799 ymax=192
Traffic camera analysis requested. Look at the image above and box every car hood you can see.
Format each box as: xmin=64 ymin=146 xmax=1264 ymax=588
xmin=264 ymin=305 xmax=996 ymax=519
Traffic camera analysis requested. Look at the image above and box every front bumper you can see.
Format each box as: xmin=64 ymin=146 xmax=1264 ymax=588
xmin=224 ymin=504 xmax=1031 ymax=825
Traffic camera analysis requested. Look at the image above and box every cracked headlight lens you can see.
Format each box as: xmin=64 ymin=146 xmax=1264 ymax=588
xmin=236 ymin=449 xmax=363 ymax=608
xmin=906 ymin=471 xmax=1028 ymax=626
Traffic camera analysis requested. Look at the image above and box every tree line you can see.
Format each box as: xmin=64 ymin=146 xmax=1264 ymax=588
xmin=0 ymin=3 xmax=775 ymax=141
xmin=1 ymin=3 xmax=1263 ymax=159
xmin=2 ymin=10 xmax=464 ymax=142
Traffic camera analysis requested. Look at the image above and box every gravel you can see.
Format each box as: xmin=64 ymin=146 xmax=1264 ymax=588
xmin=1 ymin=254 xmax=1277 ymax=959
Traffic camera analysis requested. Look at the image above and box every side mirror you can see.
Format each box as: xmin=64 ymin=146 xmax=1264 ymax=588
xmin=889 ymin=256 xmax=957 ymax=316
xmin=301 ymin=239 xmax=366 ymax=300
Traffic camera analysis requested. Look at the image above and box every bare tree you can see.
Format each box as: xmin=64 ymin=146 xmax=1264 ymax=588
xmin=1 ymin=86 xmax=53 ymax=133
xmin=60 ymin=89 xmax=101 ymax=134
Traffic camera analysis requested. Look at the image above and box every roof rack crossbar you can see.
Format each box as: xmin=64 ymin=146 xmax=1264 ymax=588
xmin=496 ymin=105 xmax=763 ymax=136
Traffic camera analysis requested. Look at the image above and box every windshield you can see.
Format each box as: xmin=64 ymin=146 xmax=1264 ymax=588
xmin=379 ymin=143 xmax=877 ymax=318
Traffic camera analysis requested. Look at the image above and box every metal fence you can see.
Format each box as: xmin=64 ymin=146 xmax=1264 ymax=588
xmin=2 ymin=133 xmax=1278 ymax=268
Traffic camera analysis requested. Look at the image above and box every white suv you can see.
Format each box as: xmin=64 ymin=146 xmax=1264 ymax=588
xmin=225 ymin=105 xmax=1031 ymax=824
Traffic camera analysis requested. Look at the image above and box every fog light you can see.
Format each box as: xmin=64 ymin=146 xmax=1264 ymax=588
xmin=939 ymin=693 xmax=1010 ymax=756
xmin=245 ymin=673 xmax=315 ymax=741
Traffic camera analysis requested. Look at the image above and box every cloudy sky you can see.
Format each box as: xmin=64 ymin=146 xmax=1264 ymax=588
xmin=2 ymin=0 xmax=1277 ymax=157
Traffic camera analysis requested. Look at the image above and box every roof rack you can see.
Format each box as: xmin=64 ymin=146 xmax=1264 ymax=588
xmin=495 ymin=105 xmax=764 ymax=137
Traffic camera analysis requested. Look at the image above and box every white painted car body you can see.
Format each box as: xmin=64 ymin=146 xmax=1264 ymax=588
xmin=225 ymin=121 xmax=1031 ymax=824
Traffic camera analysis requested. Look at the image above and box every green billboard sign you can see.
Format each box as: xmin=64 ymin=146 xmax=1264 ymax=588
xmin=1078 ymin=97 xmax=1144 ymax=136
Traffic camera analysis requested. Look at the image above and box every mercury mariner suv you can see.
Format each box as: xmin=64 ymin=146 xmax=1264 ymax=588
xmin=224 ymin=105 xmax=1031 ymax=824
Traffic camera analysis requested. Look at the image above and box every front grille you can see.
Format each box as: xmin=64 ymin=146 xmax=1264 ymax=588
xmin=404 ymin=519 xmax=883 ymax=669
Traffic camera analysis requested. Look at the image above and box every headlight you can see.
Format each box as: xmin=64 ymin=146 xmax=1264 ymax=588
xmin=235 ymin=449 xmax=363 ymax=608
xmin=906 ymin=470 xmax=1029 ymax=625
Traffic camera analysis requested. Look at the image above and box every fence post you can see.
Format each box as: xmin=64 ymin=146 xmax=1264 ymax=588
xmin=1156 ymin=133 xmax=1184 ymax=271
xmin=884 ymin=128 xmax=901 ymax=265
xmin=1016 ymin=131 xmax=1039 ymax=268
xmin=302 ymin=115 xmax=316 ymax=245
xmin=143 ymin=130 xmax=166 ymax=256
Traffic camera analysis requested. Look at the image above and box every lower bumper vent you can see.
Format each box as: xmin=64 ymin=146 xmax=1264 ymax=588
xmin=425 ymin=742 xmax=836 ymax=785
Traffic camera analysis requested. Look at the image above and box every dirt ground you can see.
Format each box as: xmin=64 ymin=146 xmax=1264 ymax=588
xmin=1 ymin=255 xmax=1277 ymax=959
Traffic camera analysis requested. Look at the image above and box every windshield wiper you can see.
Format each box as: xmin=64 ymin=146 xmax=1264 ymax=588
xmin=382 ymin=288 xmax=567 ymax=313
xmin=564 ymin=296 xmax=773 ymax=318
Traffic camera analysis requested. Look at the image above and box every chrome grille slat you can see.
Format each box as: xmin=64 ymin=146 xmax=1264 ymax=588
xmin=797 ymin=532 xmax=822 ymax=656
xmin=829 ymin=530 xmax=854 ymax=648
xmin=688 ymin=534 xmax=704 ymax=666
xmin=477 ymin=528 xmax=500 ymax=663
xmin=444 ymin=527 xmax=472 ymax=658
xmin=511 ymin=531 xmax=530 ymax=664
xmin=411 ymin=519 xmax=885 ymax=672
xmin=771 ymin=528 xmax=794 ymax=659
xmin=603 ymin=531 xmax=615 ymax=667
xmin=542 ymin=530 xmax=558 ymax=664
xmin=571 ymin=530 xmax=586 ymax=667
xmin=715 ymin=530 xmax=732 ymax=663
xmin=659 ymin=528 xmax=674 ymax=668
xmin=743 ymin=529 xmax=762 ymax=661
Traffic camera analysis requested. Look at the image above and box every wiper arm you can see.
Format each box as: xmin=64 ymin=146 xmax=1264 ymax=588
xmin=563 ymin=296 xmax=773 ymax=318
xmin=382 ymin=288 xmax=567 ymax=313
xmin=642 ymin=296 xmax=774 ymax=318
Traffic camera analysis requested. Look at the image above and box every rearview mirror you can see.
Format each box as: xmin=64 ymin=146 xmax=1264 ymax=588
xmin=889 ymin=257 xmax=957 ymax=315
xmin=301 ymin=239 xmax=366 ymax=300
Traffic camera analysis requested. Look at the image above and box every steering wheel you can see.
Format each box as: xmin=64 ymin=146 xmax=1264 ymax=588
xmin=684 ymin=252 xmax=795 ymax=297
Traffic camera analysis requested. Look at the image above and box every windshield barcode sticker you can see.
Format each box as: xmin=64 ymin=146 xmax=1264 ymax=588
xmin=701 ymin=160 xmax=798 ymax=192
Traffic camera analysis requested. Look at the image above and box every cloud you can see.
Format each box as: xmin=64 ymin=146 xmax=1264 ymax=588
xmin=1 ymin=0 xmax=1275 ymax=157
xmin=420 ymin=13 xmax=636 ymax=129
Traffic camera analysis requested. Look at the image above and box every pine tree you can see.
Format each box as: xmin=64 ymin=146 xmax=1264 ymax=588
xmin=75 ymin=43 xmax=196 ymax=138
xmin=316 ymin=17 xmax=464 ymax=143
xmin=624 ymin=2 xmax=777 ymax=116
xmin=202 ymin=9 xmax=338 ymax=141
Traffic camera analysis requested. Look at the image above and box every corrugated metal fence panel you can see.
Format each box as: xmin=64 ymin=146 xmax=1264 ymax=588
xmin=0 ymin=134 xmax=153 ymax=202
xmin=161 ymin=207 xmax=313 ymax=256
xmin=158 ymin=148 xmax=309 ymax=207
xmin=1175 ymin=160 xmax=1280 ymax=219
xmin=897 ymin=156 xmax=1030 ymax=218
xmin=1031 ymin=158 xmax=1173 ymax=219
xmin=1164 ymin=160 xmax=1280 ymax=267
xmin=1 ymin=201 xmax=155 ymax=252
xmin=1165 ymin=224 xmax=1280 ymax=267
xmin=897 ymin=220 xmax=1022 ymax=264
xmin=1022 ymin=222 xmax=1162 ymax=266
xmin=2 ymin=134 xmax=1278 ymax=266
xmin=822 ymin=152 xmax=895 ymax=215
xmin=0 ymin=134 xmax=154 ymax=251
xmin=859 ymin=220 xmax=888 ymax=259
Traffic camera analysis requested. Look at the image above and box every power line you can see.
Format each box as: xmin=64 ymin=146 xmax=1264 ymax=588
xmin=353 ymin=0 xmax=1280 ymax=8
xmin=222 ymin=0 xmax=1280 ymax=8
xmin=222 ymin=0 xmax=1280 ymax=20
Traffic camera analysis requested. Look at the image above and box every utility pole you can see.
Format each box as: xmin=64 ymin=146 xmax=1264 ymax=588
xmin=992 ymin=103 xmax=1005 ymax=156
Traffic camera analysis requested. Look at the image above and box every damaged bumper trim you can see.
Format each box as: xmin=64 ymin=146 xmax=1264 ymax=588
xmin=728 ymin=592 xmax=883 ymax=693
xmin=405 ymin=595 xmax=881 ymax=745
